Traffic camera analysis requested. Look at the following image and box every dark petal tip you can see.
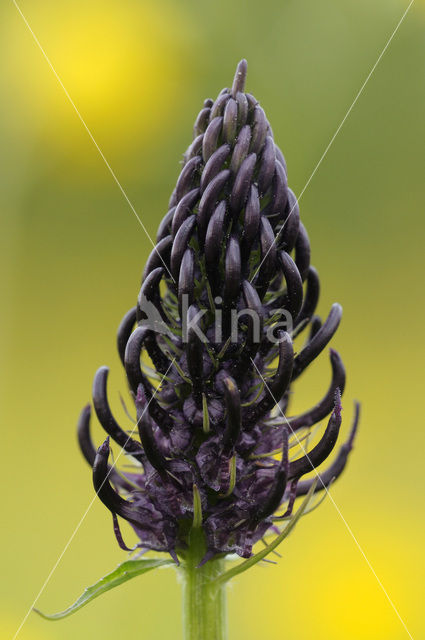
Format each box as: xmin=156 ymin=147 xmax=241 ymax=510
xmin=98 ymin=437 xmax=110 ymax=455
xmin=231 ymin=59 xmax=248 ymax=97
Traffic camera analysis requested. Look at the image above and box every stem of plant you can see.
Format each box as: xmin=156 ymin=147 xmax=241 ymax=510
xmin=180 ymin=527 xmax=227 ymax=640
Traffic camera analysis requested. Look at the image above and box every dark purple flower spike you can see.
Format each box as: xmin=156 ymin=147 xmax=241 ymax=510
xmin=78 ymin=59 xmax=359 ymax=563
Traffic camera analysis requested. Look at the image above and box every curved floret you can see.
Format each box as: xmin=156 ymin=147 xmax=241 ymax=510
xmin=78 ymin=60 xmax=359 ymax=562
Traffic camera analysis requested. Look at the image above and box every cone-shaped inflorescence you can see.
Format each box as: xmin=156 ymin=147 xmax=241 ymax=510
xmin=78 ymin=60 xmax=359 ymax=562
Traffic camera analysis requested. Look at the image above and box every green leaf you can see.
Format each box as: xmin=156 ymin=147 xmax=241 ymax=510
xmin=34 ymin=558 xmax=174 ymax=621
xmin=214 ymin=480 xmax=317 ymax=585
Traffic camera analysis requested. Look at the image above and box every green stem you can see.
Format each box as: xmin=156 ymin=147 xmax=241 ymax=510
xmin=180 ymin=528 xmax=227 ymax=640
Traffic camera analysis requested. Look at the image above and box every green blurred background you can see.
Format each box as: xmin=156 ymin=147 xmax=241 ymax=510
xmin=1 ymin=0 xmax=424 ymax=638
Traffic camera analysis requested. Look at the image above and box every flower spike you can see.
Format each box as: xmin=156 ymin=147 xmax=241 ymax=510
xmin=77 ymin=60 xmax=359 ymax=563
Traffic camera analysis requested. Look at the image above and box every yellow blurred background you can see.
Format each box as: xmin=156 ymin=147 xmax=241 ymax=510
xmin=1 ymin=0 xmax=424 ymax=638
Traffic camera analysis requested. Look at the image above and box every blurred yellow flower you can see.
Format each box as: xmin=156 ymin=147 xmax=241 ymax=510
xmin=2 ymin=0 xmax=191 ymax=157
